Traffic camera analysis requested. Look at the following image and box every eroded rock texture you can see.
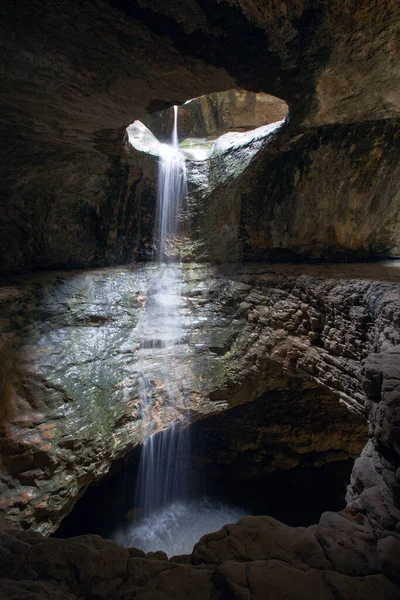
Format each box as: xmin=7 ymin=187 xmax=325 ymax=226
xmin=125 ymin=117 xmax=400 ymax=263
xmin=346 ymin=350 xmax=400 ymax=539
xmin=1 ymin=1 xmax=400 ymax=597
xmin=1 ymin=0 xmax=399 ymax=272
xmin=0 ymin=262 xmax=399 ymax=536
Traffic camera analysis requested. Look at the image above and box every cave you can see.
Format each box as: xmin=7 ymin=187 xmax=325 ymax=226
xmin=54 ymin=387 xmax=364 ymax=554
xmin=0 ymin=1 xmax=400 ymax=599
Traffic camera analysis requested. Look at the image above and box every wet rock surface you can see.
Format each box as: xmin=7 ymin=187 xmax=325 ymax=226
xmin=1 ymin=2 xmax=400 ymax=596
xmin=0 ymin=261 xmax=399 ymax=596
xmin=0 ymin=261 xmax=399 ymax=535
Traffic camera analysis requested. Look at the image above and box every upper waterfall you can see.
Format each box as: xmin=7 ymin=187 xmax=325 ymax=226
xmin=155 ymin=106 xmax=188 ymax=261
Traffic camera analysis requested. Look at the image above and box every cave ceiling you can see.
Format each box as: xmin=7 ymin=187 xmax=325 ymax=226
xmin=0 ymin=0 xmax=399 ymax=270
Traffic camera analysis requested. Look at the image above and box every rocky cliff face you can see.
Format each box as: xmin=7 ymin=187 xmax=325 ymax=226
xmin=141 ymin=90 xmax=289 ymax=140
xmin=1 ymin=0 xmax=399 ymax=272
xmin=1 ymin=1 xmax=400 ymax=597
xmin=125 ymin=117 xmax=400 ymax=262
xmin=1 ymin=261 xmax=400 ymax=597
xmin=346 ymin=350 xmax=400 ymax=537
xmin=1 ymin=261 xmax=399 ymax=536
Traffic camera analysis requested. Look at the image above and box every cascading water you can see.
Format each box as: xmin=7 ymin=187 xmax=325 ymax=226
xmin=155 ymin=106 xmax=188 ymax=261
xmin=137 ymin=107 xmax=190 ymax=521
xmin=112 ymin=106 xmax=246 ymax=556
xmin=111 ymin=106 xmax=191 ymax=552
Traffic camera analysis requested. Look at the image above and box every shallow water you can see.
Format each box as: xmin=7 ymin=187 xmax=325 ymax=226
xmin=111 ymin=496 xmax=247 ymax=556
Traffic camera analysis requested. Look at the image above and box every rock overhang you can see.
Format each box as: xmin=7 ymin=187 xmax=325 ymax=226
xmin=1 ymin=0 xmax=400 ymax=272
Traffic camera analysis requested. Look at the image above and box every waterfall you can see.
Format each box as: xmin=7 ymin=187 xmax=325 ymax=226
xmin=155 ymin=105 xmax=187 ymax=261
xmin=121 ymin=106 xmax=191 ymax=548
xmin=137 ymin=106 xmax=189 ymax=515
xmin=133 ymin=262 xmax=190 ymax=520
xmin=172 ymin=104 xmax=179 ymax=148
xmin=112 ymin=106 xmax=246 ymax=556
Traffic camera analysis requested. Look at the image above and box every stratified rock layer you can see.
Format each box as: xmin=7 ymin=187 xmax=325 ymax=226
xmin=0 ymin=262 xmax=399 ymax=596
xmin=1 ymin=261 xmax=399 ymax=535
xmin=346 ymin=349 xmax=400 ymax=538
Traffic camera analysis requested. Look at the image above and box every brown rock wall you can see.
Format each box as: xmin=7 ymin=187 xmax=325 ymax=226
xmin=1 ymin=0 xmax=399 ymax=272
xmin=126 ymin=117 xmax=400 ymax=263
xmin=237 ymin=120 xmax=400 ymax=261
xmin=0 ymin=262 xmax=399 ymax=534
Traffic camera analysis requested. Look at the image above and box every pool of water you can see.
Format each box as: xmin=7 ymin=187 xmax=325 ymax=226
xmin=111 ymin=496 xmax=247 ymax=556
